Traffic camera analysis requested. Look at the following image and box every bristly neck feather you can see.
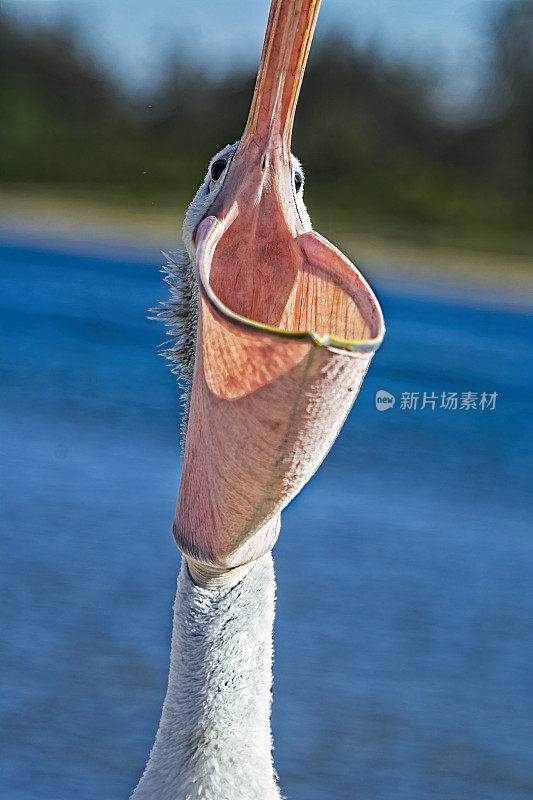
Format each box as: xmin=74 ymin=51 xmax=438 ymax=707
xmin=150 ymin=247 xmax=198 ymax=447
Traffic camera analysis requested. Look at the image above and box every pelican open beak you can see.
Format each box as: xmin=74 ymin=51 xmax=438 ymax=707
xmin=175 ymin=0 xmax=385 ymax=571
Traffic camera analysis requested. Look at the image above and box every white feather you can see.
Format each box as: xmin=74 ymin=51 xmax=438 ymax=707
xmin=131 ymin=555 xmax=280 ymax=800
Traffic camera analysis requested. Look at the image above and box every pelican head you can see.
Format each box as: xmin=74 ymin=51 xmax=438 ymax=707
xmin=183 ymin=145 xmax=311 ymax=258
xmin=156 ymin=0 xmax=385 ymax=584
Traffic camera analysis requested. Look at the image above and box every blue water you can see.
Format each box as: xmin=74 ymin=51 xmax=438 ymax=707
xmin=1 ymin=235 xmax=532 ymax=800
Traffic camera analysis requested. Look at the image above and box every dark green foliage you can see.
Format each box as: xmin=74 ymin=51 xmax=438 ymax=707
xmin=1 ymin=3 xmax=531 ymax=250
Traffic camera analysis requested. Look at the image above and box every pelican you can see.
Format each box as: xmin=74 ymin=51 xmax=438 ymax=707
xmin=131 ymin=0 xmax=384 ymax=797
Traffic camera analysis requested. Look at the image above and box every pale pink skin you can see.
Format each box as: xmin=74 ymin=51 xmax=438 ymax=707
xmin=174 ymin=0 xmax=384 ymax=574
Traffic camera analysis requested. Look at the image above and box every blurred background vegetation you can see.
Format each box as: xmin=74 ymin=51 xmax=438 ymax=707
xmin=0 ymin=0 xmax=532 ymax=260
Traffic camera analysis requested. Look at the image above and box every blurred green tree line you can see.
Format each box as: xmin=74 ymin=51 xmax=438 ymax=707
xmin=0 ymin=2 xmax=531 ymax=251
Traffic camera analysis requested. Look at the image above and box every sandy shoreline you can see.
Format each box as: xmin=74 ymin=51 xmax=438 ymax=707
xmin=2 ymin=187 xmax=532 ymax=306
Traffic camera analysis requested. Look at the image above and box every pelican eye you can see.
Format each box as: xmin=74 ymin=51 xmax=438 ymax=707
xmin=294 ymin=171 xmax=303 ymax=193
xmin=211 ymin=159 xmax=227 ymax=181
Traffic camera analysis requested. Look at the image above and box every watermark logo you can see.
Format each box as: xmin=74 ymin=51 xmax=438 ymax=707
xmin=375 ymin=389 xmax=498 ymax=412
xmin=375 ymin=390 xmax=396 ymax=411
